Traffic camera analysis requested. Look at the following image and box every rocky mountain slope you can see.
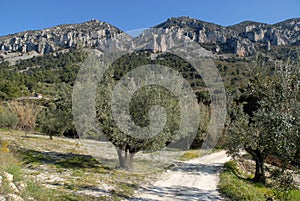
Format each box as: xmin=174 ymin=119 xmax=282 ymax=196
xmin=155 ymin=17 xmax=300 ymax=56
xmin=0 ymin=20 xmax=131 ymax=64
xmin=230 ymin=18 xmax=300 ymax=45
xmin=0 ymin=17 xmax=299 ymax=63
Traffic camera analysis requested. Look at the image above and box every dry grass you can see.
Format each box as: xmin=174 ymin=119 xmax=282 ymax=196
xmin=0 ymin=130 xmax=161 ymax=200
xmin=6 ymin=101 xmax=41 ymax=131
xmin=0 ymin=141 xmax=22 ymax=180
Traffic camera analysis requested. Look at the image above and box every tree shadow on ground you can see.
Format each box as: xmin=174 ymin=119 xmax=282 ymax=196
xmin=19 ymin=148 xmax=113 ymax=169
xmin=130 ymin=185 xmax=224 ymax=201
xmin=129 ymin=162 xmax=226 ymax=200
xmin=172 ymin=162 xmax=224 ymax=175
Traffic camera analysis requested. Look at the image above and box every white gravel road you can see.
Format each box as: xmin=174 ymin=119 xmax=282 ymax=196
xmin=130 ymin=150 xmax=231 ymax=201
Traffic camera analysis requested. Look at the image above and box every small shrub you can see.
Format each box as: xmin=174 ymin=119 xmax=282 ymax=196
xmin=0 ymin=142 xmax=20 ymax=174
xmin=224 ymin=160 xmax=239 ymax=173
xmin=179 ymin=150 xmax=201 ymax=161
xmin=219 ymin=161 xmax=300 ymax=201
xmin=7 ymin=101 xmax=41 ymax=132
xmin=0 ymin=140 xmax=10 ymax=152
xmin=0 ymin=104 xmax=19 ymax=129
xmin=0 ymin=143 xmax=23 ymax=193
xmin=271 ymin=168 xmax=296 ymax=201
xmin=219 ymin=170 xmax=272 ymax=200
xmin=6 ymin=163 xmax=23 ymax=181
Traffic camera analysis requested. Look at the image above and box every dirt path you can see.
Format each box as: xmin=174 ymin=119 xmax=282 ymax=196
xmin=130 ymin=150 xmax=231 ymax=201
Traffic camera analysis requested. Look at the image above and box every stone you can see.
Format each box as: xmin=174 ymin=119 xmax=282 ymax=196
xmin=9 ymin=182 xmax=20 ymax=193
xmin=0 ymin=176 xmax=2 ymax=188
xmin=15 ymin=181 xmax=27 ymax=192
xmin=0 ymin=17 xmax=299 ymax=64
xmin=267 ymin=40 xmax=271 ymax=51
xmin=0 ymin=195 xmax=5 ymax=201
xmin=3 ymin=172 xmax=14 ymax=182
xmin=0 ymin=19 xmax=132 ymax=64
xmin=6 ymin=194 xmax=24 ymax=201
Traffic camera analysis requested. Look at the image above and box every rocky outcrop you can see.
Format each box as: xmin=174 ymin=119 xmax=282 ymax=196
xmin=0 ymin=171 xmax=30 ymax=201
xmin=155 ymin=17 xmax=300 ymax=56
xmin=229 ymin=18 xmax=300 ymax=46
xmin=155 ymin=17 xmax=236 ymax=44
xmin=155 ymin=17 xmax=256 ymax=56
xmin=224 ymin=38 xmax=256 ymax=57
xmin=133 ymin=28 xmax=212 ymax=57
xmin=0 ymin=17 xmax=299 ymax=62
xmin=0 ymin=20 xmax=130 ymax=56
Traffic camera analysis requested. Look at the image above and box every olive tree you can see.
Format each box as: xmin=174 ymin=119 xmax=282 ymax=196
xmin=0 ymin=103 xmax=19 ymax=129
xmin=38 ymin=84 xmax=76 ymax=139
xmin=96 ymin=83 xmax=182 ymax=169
xmin=73 ymin=51 xmax=208 ymax=171
xmin=225 ymin=63 xmax=300 ymax=183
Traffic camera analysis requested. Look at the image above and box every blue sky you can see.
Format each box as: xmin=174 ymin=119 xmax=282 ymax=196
xmin=1 ymin=0 xmax=299 ymax=37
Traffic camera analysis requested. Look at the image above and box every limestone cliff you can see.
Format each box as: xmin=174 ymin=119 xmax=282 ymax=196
xmin=0 ymin=17 xmax=299 ymax=63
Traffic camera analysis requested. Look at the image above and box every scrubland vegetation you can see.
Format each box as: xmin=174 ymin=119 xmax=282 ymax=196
xmin=0 ymin=48 xmax=299 ymax=200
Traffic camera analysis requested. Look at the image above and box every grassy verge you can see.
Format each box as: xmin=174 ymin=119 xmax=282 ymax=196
xmin=0 ymin=131 xmax=158 ymax=200
xmin=0 ymin=140 xmax=58 ymax=200
xmin=0 ymin=140 xmax=22 ymax=180
xmin=219 ymin=160 xmax=300 ymax=201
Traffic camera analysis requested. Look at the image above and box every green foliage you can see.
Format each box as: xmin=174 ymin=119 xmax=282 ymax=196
xmin=93 ymin=51 xmax=209 ymax=169
xmin=21 ymin=181 xmax=56 ymax=201
xmin=219 ymin=161 xmax=273 ymax=201
xmin=225 ymin=61 xmax=300 ymax=183
xmin=0 ymin=151 xmax=23 ymax=195
xmin=96 ymin=81 xmax=183 ymax=168
xmin=38 ymin=84 xmax=75 ymax=138
xmin=6 ymin=163 xmax=23 ymax=182
xmin=0 ymin=81 xmax=23 ymax=99
xmin=190 ymin=103 xmax=210 ymax=149
xmin=0 ymin=49 xmax=85 ymax=100
xmin=55 ymin=155 xmax=100 ymax=169
xmin=179 ymin=150 xmax=201 ymax=161
xmin=213 ymin=57 xmax=251 ymax=90
xmin=224 ymin=160 xmax=239 ymax=174
xmin=0 ymin=147 xmax=62 ymax=200
xmin=0 ymin=142 xmax=21 ymax=174
xmin=128 ymin=85 xmax=181 ymax=150
xmin=269 ymin=168 xmax=297 ymax=201
xmin=0 ymin=104 xmax=19 ymax=129
xmin=38 ymin=102 xmax=66 ymax=137
xmin=220 ymin=161 xmax=300 ymax=201
xmin=111 ymin=182 xmax=136 ymax=199
xmin=219 ymin=172 xmax=268 ymax=201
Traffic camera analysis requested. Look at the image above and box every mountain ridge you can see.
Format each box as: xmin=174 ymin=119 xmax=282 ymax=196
xmin=0 ymin=17 xmax=299 ymax=64
xmin=0 ymin=19 xmax=131 ymax=64
xmin=0 ymin=19 xmax=123 ymax=38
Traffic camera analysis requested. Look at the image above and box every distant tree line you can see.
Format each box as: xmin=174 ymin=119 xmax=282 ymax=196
xmin=0 ymin=49 xmax=85 ymax=100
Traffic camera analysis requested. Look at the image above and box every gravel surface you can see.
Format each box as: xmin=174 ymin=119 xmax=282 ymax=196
xmin=130 ymin=150 xmax=231 ymax=201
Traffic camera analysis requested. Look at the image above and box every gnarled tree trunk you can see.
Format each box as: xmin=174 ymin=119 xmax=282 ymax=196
xmin=293 ymin=147 xmax=300 ymax=166
xmin=117 ymin=148 xmax=126 ymax=168
xmin=254 ymin=156 xmax=265 ymax=183
xmin=245 ymin=147 xmax=266 ymax=183
xmin=116 ymin=147 xmax=136 ymax=170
